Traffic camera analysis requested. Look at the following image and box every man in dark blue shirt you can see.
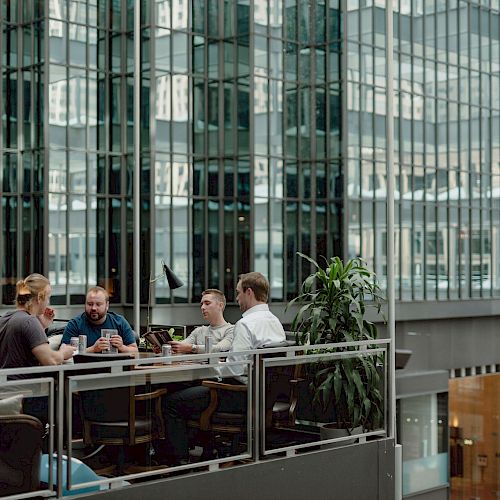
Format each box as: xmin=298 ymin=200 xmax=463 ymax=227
xmin=62 ymin=286 xmax=138 ymax=353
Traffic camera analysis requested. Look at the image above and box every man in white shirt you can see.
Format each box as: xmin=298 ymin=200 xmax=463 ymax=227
xmin=169 ymin=289 xmax=234 ymax=354
xmin=221 ymin=272 xmax=286 ymax=382
xmin=161 ymin=272 xmax=285 ymax=464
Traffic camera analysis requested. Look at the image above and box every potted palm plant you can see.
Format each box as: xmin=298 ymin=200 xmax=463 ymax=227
xmin=287 ymin=253 xmax=385 ymax=441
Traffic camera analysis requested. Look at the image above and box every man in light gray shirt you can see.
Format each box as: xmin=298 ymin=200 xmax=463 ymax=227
xmin=169 ymin=289 xmax=234 ymax=354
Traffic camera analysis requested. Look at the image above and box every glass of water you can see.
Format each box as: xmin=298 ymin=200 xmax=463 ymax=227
xmin=101 ymin=329 xmax=118 ymax=353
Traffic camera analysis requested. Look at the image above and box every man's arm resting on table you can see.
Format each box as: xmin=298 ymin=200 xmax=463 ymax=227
xmin=32 ymin=343 xmax=75 ymax=365
xmin=213 ymin=325 xmax=235 ymax=353
xmin=171 ymin=327 xmax=202 ymax=354
xmin=119 ymin=318 xmax=139 ymax=351
xmin=109 ymin=332 xmax=138 ymax=353
xmin=119 ymin=342 xmax=138 ymax=353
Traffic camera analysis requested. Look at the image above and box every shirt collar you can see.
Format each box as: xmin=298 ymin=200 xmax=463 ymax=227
xmin=242 ymin=303 xmax=269 ymax=317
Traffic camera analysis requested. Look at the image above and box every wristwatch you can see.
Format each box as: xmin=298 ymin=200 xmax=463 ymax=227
xmin=191 ymin=344 xmax=197 ymax=354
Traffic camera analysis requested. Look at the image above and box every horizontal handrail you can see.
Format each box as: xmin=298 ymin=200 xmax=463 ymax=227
xmin=0 ymin=338 xmax=392 ymax=378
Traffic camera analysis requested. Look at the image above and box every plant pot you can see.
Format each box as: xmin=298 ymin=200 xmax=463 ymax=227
xmin=319 ymin=423 xmax=363 ymax=449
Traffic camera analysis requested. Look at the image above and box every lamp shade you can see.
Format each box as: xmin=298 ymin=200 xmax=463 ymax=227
xmin=162 ymin=261 xmax=184 ymax=289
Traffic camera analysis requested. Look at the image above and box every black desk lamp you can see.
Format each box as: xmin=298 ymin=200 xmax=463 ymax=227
xmin=146 ymin=260 xmax=184 ymax=333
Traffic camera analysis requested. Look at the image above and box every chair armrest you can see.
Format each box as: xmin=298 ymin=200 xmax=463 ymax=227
xmin=135 ymin=388 xmax=167 ymax=401
xmin=202 ymin=381 xmax=247 ymax=392
xmin=198 ymin=381 xmax=247 ymax=431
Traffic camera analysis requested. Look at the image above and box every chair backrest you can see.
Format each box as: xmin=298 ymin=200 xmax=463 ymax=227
xmin=79 ymin=386 xmax=134 ymax=423
xmin=79 ymin=385 xmax=138 ymax=446
xmin=257 ymin=342 xmax=299 ymax=428
xmin=0 ymin=414 xmax=44 ymax=496
xmin=79 ymin=385 xmax=165 ymax=447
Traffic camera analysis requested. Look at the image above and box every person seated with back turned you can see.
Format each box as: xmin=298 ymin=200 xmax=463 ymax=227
xmin=0 ymin=274 xmax=75 ymax=425
xmin=62 ymin=286 xmax=138 ymax=353
xmin=0 ymin=273 xmax=75 ymax=371
xmin=163 ymin=272 xmax=285 ymax=464
xmin=169 ymin=289 xmax=234 ymax=354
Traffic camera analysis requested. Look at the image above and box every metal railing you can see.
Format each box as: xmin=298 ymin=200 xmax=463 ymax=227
xmin=0 ymin=339 xmax=391 ymax=499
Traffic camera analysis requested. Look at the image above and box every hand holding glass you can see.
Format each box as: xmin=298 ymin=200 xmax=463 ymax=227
xmin=101 ymin=329 xmax=118 ymax=353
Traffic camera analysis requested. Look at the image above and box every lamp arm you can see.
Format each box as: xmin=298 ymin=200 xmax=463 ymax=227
xmin=150 ymin=273 xmax=165 ymax=283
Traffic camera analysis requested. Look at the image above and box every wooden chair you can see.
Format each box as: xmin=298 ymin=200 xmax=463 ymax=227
xmin=188 ymin=380 xmax=248 ymax=458
xmin=0 ymin=414 xmax=44 ymax=496
xmin=188 ymin=346 xmax=303 ymax=458
xmin=79 ymin=386 xmax=167 ymax=474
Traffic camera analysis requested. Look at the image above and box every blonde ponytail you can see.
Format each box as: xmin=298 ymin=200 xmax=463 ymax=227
xmin=15 ymin=273 xmax=50 ymax=311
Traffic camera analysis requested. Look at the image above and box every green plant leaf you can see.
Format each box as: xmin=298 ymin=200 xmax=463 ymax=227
xmin=333 ymin=365 xmax=342 ymax=400
xmin=297 ymin=252 xmax=320 ymax=269
xmin=288 ymin=253 xmax=385 ymax=430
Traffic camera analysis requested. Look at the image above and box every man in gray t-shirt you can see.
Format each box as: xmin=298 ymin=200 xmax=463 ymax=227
xmin=169 ymin=289 xmax=234 ymax=354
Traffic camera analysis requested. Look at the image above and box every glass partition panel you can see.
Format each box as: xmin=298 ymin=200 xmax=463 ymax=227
xmin=398 ymin=392 xmax=448 ymax=496
xmin=0 ymin=377 xmax=55 ymax=499
xmin=261 ymin=345 xmax=388 ymax=455
xmin=64 ymin=355 xmax=253 ymax=490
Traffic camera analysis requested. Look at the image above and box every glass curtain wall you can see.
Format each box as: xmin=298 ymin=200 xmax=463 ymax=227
xmin=390 ymin=0 xmax=500 ymax=300
xmin=149 ymin=0 xmax=343 ymax=305
xmin=0 ymin=0 xmax=342 ymax=309
xmin=1 ymin=0 xmax=45 ymax=303
xmin=6 ymin=0 xmax=500 ymax=310
xmin=46 ymin=0 xmax=134 ymax=305
xmin=0 ymin=0 xmax=134 ymax=306
xmin=345 ymin=0 xmax=389 ymax=291
xmin=346 ymin=0 xmax=500 ymax=301
xmin=282 ymin=0 xmax=342 ymax=299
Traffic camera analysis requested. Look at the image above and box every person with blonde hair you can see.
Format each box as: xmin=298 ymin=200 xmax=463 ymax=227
xmin=0 ymin=273 xmax=75 ymax=371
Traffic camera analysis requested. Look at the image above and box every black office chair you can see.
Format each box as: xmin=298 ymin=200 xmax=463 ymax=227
xmin=0 ymin=414 xmax=44 ymax=496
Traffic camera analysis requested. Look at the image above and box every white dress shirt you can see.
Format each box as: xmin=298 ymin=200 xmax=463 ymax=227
xmin=218 ymin=303 xmax=285 ymax=383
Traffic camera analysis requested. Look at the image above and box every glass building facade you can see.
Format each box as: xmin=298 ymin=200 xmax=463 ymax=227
xmin=3 ymin=1 xmax=500 ymax=498
xmin=1 ymin=0 xmax=500 ymax=309
xmin=0 ymin=0 xmax=343 ymax=307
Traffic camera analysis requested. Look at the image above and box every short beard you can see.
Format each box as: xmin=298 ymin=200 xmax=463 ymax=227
xmin=85 ymin=311 xmax=106 ymax=323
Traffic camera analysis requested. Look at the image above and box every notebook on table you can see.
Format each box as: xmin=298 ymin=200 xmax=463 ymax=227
xmin=142 ymin=329 xmax=174 ymax=351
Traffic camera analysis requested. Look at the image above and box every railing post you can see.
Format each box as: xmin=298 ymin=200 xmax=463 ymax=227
xmin=254 ymin=352 xmax=260 ymax=460
xmin=385 ymin=0 xmax=396 ymax=446
xmin=57 ymin=370 xmax=65 ymax=498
